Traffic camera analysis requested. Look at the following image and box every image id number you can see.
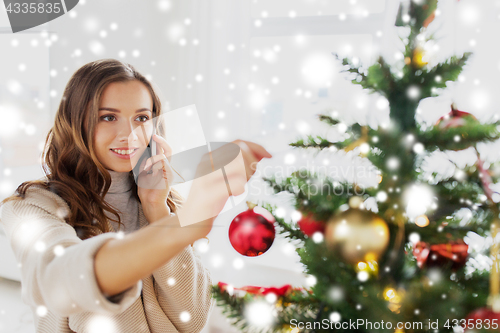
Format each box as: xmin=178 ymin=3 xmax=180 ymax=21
xmin=6 ymin=2 xmax=61 ymax=14
xmin=444 ymin=319 xmax=499 ymax=330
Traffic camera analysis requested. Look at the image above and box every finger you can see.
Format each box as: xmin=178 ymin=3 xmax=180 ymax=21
xmin=160 ymin=159 xmax=175 ymax=185
xmin=233 ymin=141 xmax=262 ymax=173
xmin=143 ymin=156 xmax=153 ymax=172
xmin=152 ymin=163 xmax=162 ymax=177
xmin=235 ymin=142 xmax=260 ymax=179
xmin=144 ymin=153 xmax=168 ymax=171
xmin=151 ymin=157 xmax=173 ymax=174
xmin=154 ymin=159 xmax=174 ymax=180
xmin=241 ymin=150 xmax=259 ymax=179
xmin=153 ymin=134 xmax=173 ymax=162
xmin=235 ymin=140 xmax=272 ymax=160
xmin=152 ymin=161 xmax=167 ymax=173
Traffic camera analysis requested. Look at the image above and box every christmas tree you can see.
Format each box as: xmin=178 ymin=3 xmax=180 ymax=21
xmin=212 ymin=1 xmax=500 ymax=332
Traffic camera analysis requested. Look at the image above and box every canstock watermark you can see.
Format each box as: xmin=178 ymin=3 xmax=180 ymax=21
xmin=257 ymin=160 xmax=378 ymax=182
xmin=290 ymin=318 xmax=426 ymax=331
xmin=3 ymin=0 xmax=79 ymax=33
xmin=248 ymin=162 xmax=378 ymax=199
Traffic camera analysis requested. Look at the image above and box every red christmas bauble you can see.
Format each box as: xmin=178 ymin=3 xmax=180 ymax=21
xmin=465 ymin=307 xmax=500 ymax=332
xmin=297 ymin=214 xmax=325 ymax=237
xmin=436 ymin=106 xmax=478 ymax=129
xmin=413 ymin=240 xmax=468 ymax=270
xmin=217 ymin=281 xmax=311 ymax=298
xmin=228 ymin=203 xmax=276 ymax=257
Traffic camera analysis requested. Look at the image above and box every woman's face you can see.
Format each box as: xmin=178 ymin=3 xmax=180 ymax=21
xmin=94 ymin=80 xmax=154 ymax=172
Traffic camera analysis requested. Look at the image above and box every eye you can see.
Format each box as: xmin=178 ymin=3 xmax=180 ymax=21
xmin=100 ymin=115 xmax=115 ymax=121
xmin=137 ymin=115 xmax=150 ymax=122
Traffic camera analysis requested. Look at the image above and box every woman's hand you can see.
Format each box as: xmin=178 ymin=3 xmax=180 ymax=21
xmin=176 ymin=139 xmax=272 ymax=244
xmin=137 ymin=134 xmax=175 ymax=207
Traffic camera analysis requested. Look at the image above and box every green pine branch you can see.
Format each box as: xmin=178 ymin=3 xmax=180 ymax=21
xmin=434 ymin=180 xmax=487 ymax=208
xmin=262 ymin=173 xmax=354 ymax=222
xmin=332 ymin=53 xmax=394 ymax=98
xmin=417 ymin=121 xmax=500 ymax=152
xmin=289 ymin=128 xmax=364 ymax=151
xmin=212 ymin=284 xmax=322 ymax=333
xmin=395 ymin=0 xmax=437 ymax=33
xmin=318 ymin=114 xmax=340 ymax=126
xmin=260 ymin=201 xmax=307 ymax=242
xmin=212 ymin=286 xmax=254 ymax=332
xmin=426 ymin=53 xmax=472 ymax=85
xmin=405 ymin=221 xmax=474 ymax=244
xmin=289 ymin=134 xmax=335 ymax=149
xmin=418 ymin=53 xmax=472 ymax=97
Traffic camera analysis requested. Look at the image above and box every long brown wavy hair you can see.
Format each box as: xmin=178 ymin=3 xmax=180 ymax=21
xmin=0 ymin=59 xmax=184 ymax=240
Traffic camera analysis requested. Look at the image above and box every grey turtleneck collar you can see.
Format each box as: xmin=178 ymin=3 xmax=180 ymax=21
xmin=102 ymin=169 xmax=139 ymax=234
xmin=106 ymin=169 xmax=134 ymax=194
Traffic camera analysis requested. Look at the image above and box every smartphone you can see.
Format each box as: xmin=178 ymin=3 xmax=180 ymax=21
xmin=131 ymin=118 xmax=158 ymax=181
xmin=150 ymin=117 xmax=156 ymax=157
xmin=144 ymin=118 xmax=157 ymax=174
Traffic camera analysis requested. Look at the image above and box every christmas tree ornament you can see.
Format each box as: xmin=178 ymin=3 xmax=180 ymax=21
xmin=412 ymin=46 xmax=428 ymax=68
xmin=412 ymin=240 xmax=468 ymax=270
xmin=415 ymin=215 xmax=430 ymax=227
xmin=217 ymin=282 xmax=309 ymax=298
xmin=283 ymin=325 xmax=301 ymax=333
xmin=356 ymin=260 xmax=379 ymax=276
xmin=422 ymin=0 xmax=461 ymax=29
xmin=436 ymin=104 xmax=478 ymax=129
xmin=297 ymin=214 xmax=325 ymax=237
xmin=228 ymin=202 xmax=276 ymax=257
xmin=423 ymin=10 xmax=436 ymax=28
xmin=464 ymin=307 xmax=500 ymax=332
xmin=324 ymin=207 xmax=390 ymax=264
xmin=382 ymin=287 xmax=403 ymax=314
xmin=349 ymin=196 xmax=364 ymax=209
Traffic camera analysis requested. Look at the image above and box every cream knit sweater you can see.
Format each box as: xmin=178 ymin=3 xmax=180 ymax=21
xmin=0 ymin=170 xmax=215 ymax=332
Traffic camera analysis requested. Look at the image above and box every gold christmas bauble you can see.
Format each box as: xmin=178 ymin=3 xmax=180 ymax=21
xmin=412 ymin=46 xmax=428 ymax=68
xmin=324 ymin=208 xmax=390 ymax=264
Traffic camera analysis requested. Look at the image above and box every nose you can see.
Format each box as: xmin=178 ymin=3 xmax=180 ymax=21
xmin=117 ymin=120 xmax=139 ymax=144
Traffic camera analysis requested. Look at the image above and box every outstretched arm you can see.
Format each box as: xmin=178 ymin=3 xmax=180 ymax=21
xmin=152 ymin=244 xmax=215 ymax=333
xmin=0 ymin=187 xmax=193 ymax=317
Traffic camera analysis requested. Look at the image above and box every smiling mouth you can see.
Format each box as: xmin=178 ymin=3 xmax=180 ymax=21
xmin=110 ymin=148 xmax=138 ymax=155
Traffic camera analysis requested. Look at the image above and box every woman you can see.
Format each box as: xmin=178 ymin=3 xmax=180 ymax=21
xmin=0 ymin=59 xmax=272 ymax=332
